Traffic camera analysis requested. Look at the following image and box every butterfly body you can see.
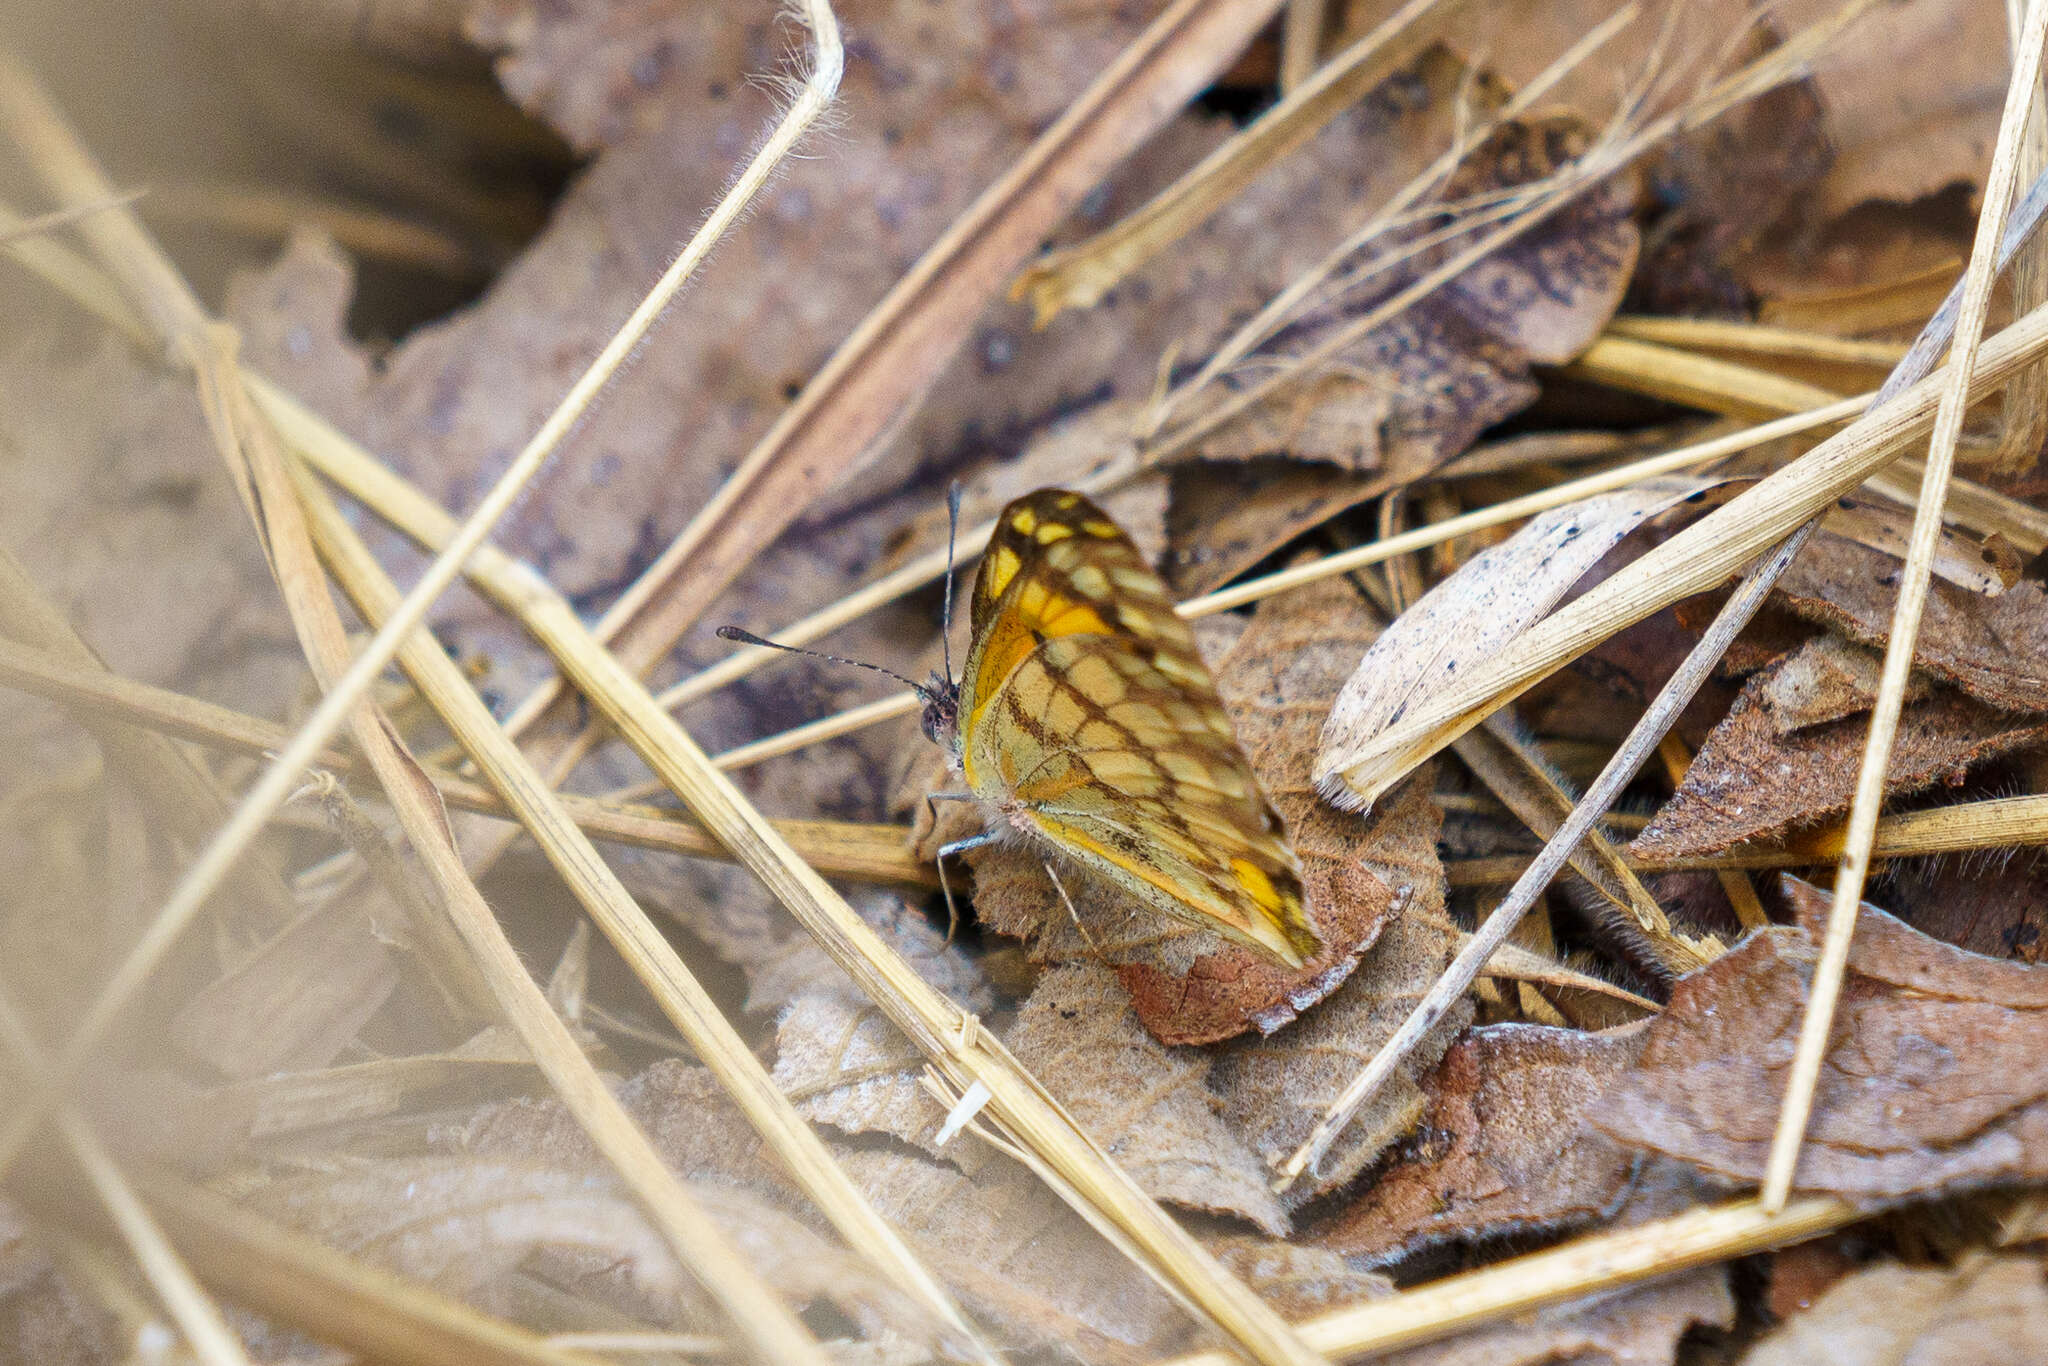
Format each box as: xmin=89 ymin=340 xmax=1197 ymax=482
xmin=923 ymin=489 xmax=1319 ymax=968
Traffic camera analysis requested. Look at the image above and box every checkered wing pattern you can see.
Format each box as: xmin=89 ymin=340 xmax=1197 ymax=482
xmin=956 ymin=490 xmax=1318 ymax=967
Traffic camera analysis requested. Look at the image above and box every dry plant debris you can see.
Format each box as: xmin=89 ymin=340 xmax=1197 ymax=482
xmin=7 ymin=0 xmax=2048 ymax=1362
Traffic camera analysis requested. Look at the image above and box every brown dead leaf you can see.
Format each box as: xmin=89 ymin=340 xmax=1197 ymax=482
xmin=168 ymin=897 xmax=399 ymax=1079
xmin=1753 ymin=633 xmax=1928 ymax=734
xmin=1629 ymin=669 xmax=2048 ymax=861
xmin=772 ymin=991 xmax=951 ymax=1159
xmin=442 ymin=1058 xmax=782 ymax=1197
xmin=1819 ymin=499 xmax=2021 ymax=598
xmin=0 ymin=330 xmax=297 ymax=709
xmin=1743 ymin=1253 xmax=2048 ymax=1366
xmin=1315 ymin=1022 xmax=1648 ymax=1265
xmin=970 ymin=573 xmax=1414 ymax=1046
xmin=1007 ymin=960 xmax=1286 ymax=1234
xmin=1793 ymin=0 xmax=2011 ymax=218
xmin=243 ymin=1155 xmax=935 ymax=1343
xmin=1169 ymin=110 xmax=1635 ymax=479
xmin=1317 ymin=477 xmax=1719 ymax=812
xmin=1593 ymin=877 xmax=2048 ymax=1202
xmin=839 ymin=1145 xmax=1188 ymax=1365
xmin=1210 ymin=854 xmax=1470 ymax=1203
xmin=1878 ymin=848 xmax=2048 ymax=967
xmin=1204 ymin=1235 xmax=1393 ymax=1319
xmin=1162 ymin=459 xmax=1388 ymax=597
xmin=888 ymin=398 xmax=1170 ymax=573
xmin=1770 ymin=533 xmax=2048 ymax=715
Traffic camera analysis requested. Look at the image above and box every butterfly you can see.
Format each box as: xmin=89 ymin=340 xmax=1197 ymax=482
xmin=723 ymin=489 xmax=1319 ymax=968
xmin=918 ymin=489 xmax=1319 ymax=968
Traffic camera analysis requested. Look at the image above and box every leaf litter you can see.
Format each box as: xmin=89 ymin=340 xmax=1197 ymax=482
xmin=7 ymin=0 xmax=2048 ymax=1362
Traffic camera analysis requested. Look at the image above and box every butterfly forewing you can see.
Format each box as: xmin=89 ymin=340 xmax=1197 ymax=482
xmin=956 ymin=490 xmax=1319 ymax=967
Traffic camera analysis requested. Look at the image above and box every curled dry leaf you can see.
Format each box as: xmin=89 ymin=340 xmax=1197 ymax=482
xmin=1007 ymin=960 xmax=1287 ymax=1235
xmin=1629 ymin=668 xmax=2048 ymax=861
xmin=1316 ymin=477 xmax=1719 ymax=812
xmin=969 ymin=573 xmax=1414 ymax=1045
xmin=1315 ymin=1022 xmax=1649 ymax=1266
xmin=1741 ymin=1253 xmax=2048 ymax=1366
xmin=1752 ymin=633 xmax=1928 ymax=734
xmin=1593 ymin=877 xmax=2048 ymax=1203
xmin=1767 ymin=533 xmax=2048 ymax=715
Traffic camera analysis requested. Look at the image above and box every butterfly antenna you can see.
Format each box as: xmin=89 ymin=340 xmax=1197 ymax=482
xmin=716 ymin=626 xmax=929 ymax=697
xmin=940 ymin=481 xmax=963 ymax=687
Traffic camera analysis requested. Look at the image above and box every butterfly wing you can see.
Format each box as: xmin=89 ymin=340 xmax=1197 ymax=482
xmin=958 ymin=490 xmax=1318 ymax=968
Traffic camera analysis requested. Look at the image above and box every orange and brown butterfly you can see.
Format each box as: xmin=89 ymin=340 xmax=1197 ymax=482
xmin=915 ymin=489 xmax=1320 ymax=969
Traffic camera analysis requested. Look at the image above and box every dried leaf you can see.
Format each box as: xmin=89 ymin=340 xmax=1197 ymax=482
xmin=840 ymin=1145 xmax=1187 ymax=1364
xmin=1204 ymin=1235 xmax=1393 ymax=1319
xmin=1753 ymin=633 xmax=1928 ymax=734
xmin=1743 ymin=1253 xmax=2048 ymax=1366
xmin=1316 ymin=1022 xmax=1649 ymax=1265
xmin=1162 ymin=459 xmax=1387 ymax=597
xmin=1211 ymin=872 xmax=1471 ymax=1203
xmin=1797 ymin=0 xmax=2011 ymax=217
xmin=772 ymin=991 xmax=950 ymax=1158
xmin=1007 ymin=960 xmax=1286 ymax=1234
xmin=1769 ymin=533 xmax=2048 ymax=715
xmin=1317 ymin=477 xmax=1718 ymax=812
xmin=1594 ymin=877 xmax=2048 ymax=1202
xmin=442 ymin=1058 xmax=782 ymax=1196
xmin=169 ymin=898 xmax=399 ymax=1079
xmin=1819 ymin=500 xmax=2021 ymax=597
xmin=243 ymin=1156 xmax=933 ymax=1341
xmin=1630 ymin=670 xmax=2048 ymax=861
xmin=888 ymin=398 xmax=1170 ymax=571
xmin=970 ymin=574 xmax=1415 ymax=1045
xmin=1169 ymin=110 xmax=1634 ymax=478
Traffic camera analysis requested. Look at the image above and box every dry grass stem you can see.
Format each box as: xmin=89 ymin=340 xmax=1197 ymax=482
xmin=0 ymin=998 xmax=251 ymax=1366
xmin=1013 ymin=0 xmax=1471 ymax=324
xmin=0 ymin=635 xmax=932 ymax=885
xmin=0 ymin=42 xmax=845 ymax=1364
xmin=1159 ymin=1196 xmax=1856 ymax=1366
xmin=671 ymin=393 xmax=1863 ymax=767
xmin=1161 ymin=5 xmax=1642 ymax=426
xmin=289 ymin=465 xmax=987 ymax=1356
xmin=1604 ymin=315 xmax=1909 ymax=369
xmin=137 ymin=1174 xmax=611 ymax=1366
xmin=1143 ymin=2 xmax=1870 ymax=464
xmin=1316 ymin=296 xmax=2048 ymax=810
xmin=494 ymin=0 xmax=1295 ymax=759
xmin=1761 ymin=0 xmax=2048 ymax=1213
xmin=1279 ymin=0 xmax=1329 ymax=91
xmin=0 ymin=0 xmax=843 ymax=1160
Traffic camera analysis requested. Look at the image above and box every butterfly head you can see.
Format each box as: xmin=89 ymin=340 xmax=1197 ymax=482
xmin=917 ymin=670 xmax=962 ymax=750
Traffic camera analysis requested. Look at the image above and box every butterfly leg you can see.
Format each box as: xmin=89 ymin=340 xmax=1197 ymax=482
xmin=934 ymin=831 xmax=999 ymax=948
xmin=1041 ymin=860 xmax=1108 ymax=964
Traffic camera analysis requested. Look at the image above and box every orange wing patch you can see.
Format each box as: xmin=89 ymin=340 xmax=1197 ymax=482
xmin=954 ymin=496 xmax=1320 ymax=969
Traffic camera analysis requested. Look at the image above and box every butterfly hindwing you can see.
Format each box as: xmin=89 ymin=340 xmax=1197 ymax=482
xmin=957 ymin=490 xmax=1319 ymax=967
